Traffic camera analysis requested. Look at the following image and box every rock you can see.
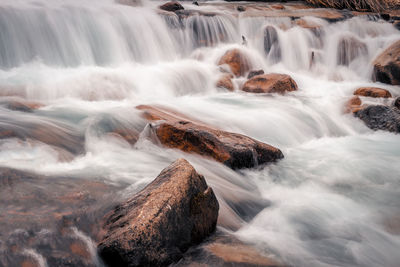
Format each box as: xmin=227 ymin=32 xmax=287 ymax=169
xmin=116 ymin=0 xmax=142 ymax=7
xmin=247 ymin=69 xmax=265 ymax=79
xmin=353 ymin=87 xmax=392 ymax=98
xmin=295 ymin=18 xmax=322 ymax=30
xmin=136 ymin=105 xmax=284 ymax=169
xmin=153 ymin=120 xmax=283 ymax=169
xmin=373 ymin=40 xmax=400 ymax=85
xmin=237 ymin=5 xmax=245 ymax=12
xmin=337 ymin=36 xmax=367 ymax=66
xmin=242 ymin=73 xmax=298 ymax=94
xmin=98 ymin=159 xmax=219 ymax=267
xmin=159 ymin=1 xmax=184 ymax=12
xmin=394 ymin=97 xmax=400 ymax=109
xmin=216 ymin=74 xmax=234 ymax=91
xmin=217 ymin=49 xmax=251 ymax=77
xmin=355 ymin=105 xmax=400 ymax=133
xmin=4 ymin=100 xmax=43 ymax=113
xmin=176 ymin=234 xmax=282 ymax=267
xmin=271 ymin=4 xmax=284 ymax=10
xmin=345 ymin=96 xmax=362 ymax=113
xmin=263 ymin=26 xmax=281 ymax=61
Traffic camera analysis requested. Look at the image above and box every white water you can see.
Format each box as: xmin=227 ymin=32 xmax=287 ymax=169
xmin=0 ymin=0 xmax=400 ymax=266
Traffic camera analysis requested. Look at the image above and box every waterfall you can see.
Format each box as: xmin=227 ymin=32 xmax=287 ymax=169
xmin=0 ymin=1 xmax=400 ymax=267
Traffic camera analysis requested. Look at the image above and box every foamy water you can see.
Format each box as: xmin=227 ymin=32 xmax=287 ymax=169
xmin=0 ymin=0 xmax=399 ymax=266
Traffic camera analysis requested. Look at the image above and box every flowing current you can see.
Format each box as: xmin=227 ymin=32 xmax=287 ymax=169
xmin=0 ymin=0 xmax=400 ymax=266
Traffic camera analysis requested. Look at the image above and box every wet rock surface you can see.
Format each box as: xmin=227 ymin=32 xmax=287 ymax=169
xmin=98 ymin=159 xmax=219 ymax=267
xmin=373 ymin=40 xmax=400 ymax=85
xmin=0 ymin=168 xmax=123 ymax=267
xmin=218 ymin=49 xmax=251 ymax=77
xmin=242 ymin=73 xmax=298 ymax=94
xmin=137 ymin=105 xmax=284 ymax=169
xmin=354 ymin=87 xmax=392 ymax=98
xmin=355 ymin=105 xmax=400 ymax=133
xmin=175 ymin=233 xmax=283 ymax=267
xmin=160 ymin=1 xmax=184 ymax=12
xmin=263 ymin=26 xmax=281 ymax=61
xmin=216 ymin=74 xmax=234 ymax=91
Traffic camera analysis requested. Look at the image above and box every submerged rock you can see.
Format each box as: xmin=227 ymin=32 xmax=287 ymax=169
xmin=353 ymin=87 xmax=392 ymax=98
xmin=373 ymin=40 xmax=400 ymax=85
xmin=218 ymin=49 xmax=251 ymax=77
xmin=98 ymin=159 xmax=219 ymax=267
xmin=242 ymin=73 xmax=298 ymax=94
xmin=337 ymin=36 xmax=367 ymax=66
xmin=159 ymin=1 xmax=184 ymax=12
xmin=216 ymin=74 xmax=234 ymax=91
xmin=355 ymin=105 xmax=400 ymax=133
xmin=176 ymin=234 xmax=282 ymax=267
xmin=394 ymin=97 xmax=400 ymax=109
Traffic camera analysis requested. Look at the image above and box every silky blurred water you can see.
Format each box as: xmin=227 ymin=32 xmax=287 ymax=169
xmin=0 ymin=0 xmax=399 ymax=266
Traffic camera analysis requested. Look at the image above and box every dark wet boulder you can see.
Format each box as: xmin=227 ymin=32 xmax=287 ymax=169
xmin=337 ymin=36 xmax=367 ymax=66
xmin=373 ymin=40 xmax=400 ymax=85
xmin=242 ymin=73 xmax=298 ymax=94
xmin=355 ymin=105 xmax=400 ymax=133
xmin=247 ymin=69 xmax=265 ymax=79
xmin=98 ymin=159 xmax=219 ymax=267
xmin=263 ymin=26 xmax=281 ymax=61
xmin=353 ymin=87 xmax=392 ymax=98
xmin=394 ymin=97 xmax=400 ymax=109
xmin=159 ymin=1 xmax=184 ymax=12
xmin=218 ymin=49 xmax=251 ymax=77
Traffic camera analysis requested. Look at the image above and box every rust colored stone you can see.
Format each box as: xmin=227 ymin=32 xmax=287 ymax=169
xmin=354 ymin=87 xmax=392 ymax=98
xmin=218 ymin=49 xmax=251 ymax=77
xmin=216 ymin=74 xmax=234 ymax=91
xmin=242 ymin=73 xmax=298 ymax=94
xmin=373 ymin=40 xmax=400 ymax=85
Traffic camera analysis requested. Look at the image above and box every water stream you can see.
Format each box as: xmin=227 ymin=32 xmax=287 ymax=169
xmin=0 ymin=0 xmax=399 ymax=266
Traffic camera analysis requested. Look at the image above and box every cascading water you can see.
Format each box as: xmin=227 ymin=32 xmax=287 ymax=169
xmin=0 ymin=0 xmax=399 ymax=266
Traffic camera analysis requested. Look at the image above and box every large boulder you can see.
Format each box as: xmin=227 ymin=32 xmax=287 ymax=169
xmin=373 ymin=40 xmax=400 ymax=85
xmin=355 ymin=105 xmax=400 ymax=133
xmin=353 ymin=87 xmax=392 ymax=98
xmin=98 ymin=159 xmax=219 ymax=267
xmin=153 ymin=121 xmax=283 ymax=169
xmin=136 ymin=105 xmax=284 ymax=169
xmin=242 ymin=73 xmax=298 ymax=94
xmin=159 ymin=1 xmax=184 ymax=12
xmin=218 ymin=49 xmax=251 ymax=77
xmin=337 ymin=36 xmax=367 ymax=66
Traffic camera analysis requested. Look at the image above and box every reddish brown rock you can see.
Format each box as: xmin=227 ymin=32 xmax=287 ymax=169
xmin=345 ymin=96 xmax=362 ymax=113
xmin=271 ymin=4 xmax=284 ymax=10
xmin=136 ymin=105 xmax=283 ymax=169
xmin=98 ymin=159 xmax=219 ymax=267
xmin=216 ymin=74 xmax=234 ymax=91
xmin=154 ymin=120 xmax=283 ymax=169
xmin=373 ymin=40 xmax=400 ymax=85
xmin=337 ymin=36 xmax=367 ymax=66
xmin=242 ymin=73 xmax=298 ymax=94
xmin=159 ymin=1 xmax=184 ymax=12
xmin=218 ymin=49 xmax=251 ymax=77
xmin=353 ymin=87 xmax=392 ymax=98
xmin=295 ymin=18 xmax=322 ymax=30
